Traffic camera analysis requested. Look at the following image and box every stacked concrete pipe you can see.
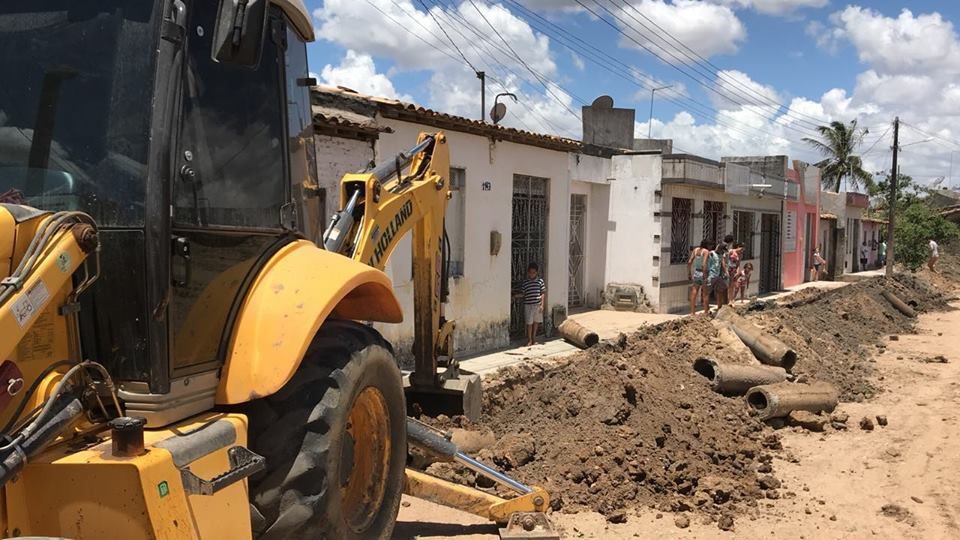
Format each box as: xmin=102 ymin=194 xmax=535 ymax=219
xmin=693 ymin=358 xmax=788 ymax=395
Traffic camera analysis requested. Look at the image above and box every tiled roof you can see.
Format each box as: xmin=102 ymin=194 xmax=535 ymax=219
xmin=311 ymin=85 xmax=586 ymax=153
xmin=820 ymin=213 xmax=838 ymax=220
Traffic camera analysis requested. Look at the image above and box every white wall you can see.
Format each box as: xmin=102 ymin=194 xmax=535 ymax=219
xmin=605 ymin=154 xmax=662 ymax=307
xmin=313 ymin=134 xmax=375 ymax=243
xmin=373 ymin=119 xmax=576 ymax=362
xmin=569 ymin=154 xmax=613 ymax=308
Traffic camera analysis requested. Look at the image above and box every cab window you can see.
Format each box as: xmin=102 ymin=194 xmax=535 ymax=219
xmin=174 ymin=1 xmax=286 ymax=229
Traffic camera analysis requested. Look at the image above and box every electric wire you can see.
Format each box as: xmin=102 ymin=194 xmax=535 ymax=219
xmin=608 ymin=0 xmax=830 ymax=130
xmin=900 ymin=121 xmax=960 ymax=149
xmin=500 ymin=0 xmax=804 ymax=146
xmin=577 ymin=0 xmax=817 ymax=141
xmin=465 ymin=0 xmax=583 ymax=120
xmin=416 ymin=0 xmax=481 ymax=73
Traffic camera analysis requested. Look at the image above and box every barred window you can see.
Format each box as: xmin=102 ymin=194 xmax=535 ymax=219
xmin=670 ymin=197 xmax=692 ymax=264
xmin=702 ymin=200 xmax=725 ymax=247
xmin=733 ymin=211 xmax=755 ymax=259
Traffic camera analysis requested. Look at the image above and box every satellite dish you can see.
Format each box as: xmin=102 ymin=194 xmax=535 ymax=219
xmin=490 ymin=102 xmax=507 ymax=124
xmin=592 ymin=95 xmax=614 ymax=109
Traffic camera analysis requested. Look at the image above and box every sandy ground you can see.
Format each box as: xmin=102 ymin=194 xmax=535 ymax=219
xmin=395 ymin=300 xmax=960 ymax=539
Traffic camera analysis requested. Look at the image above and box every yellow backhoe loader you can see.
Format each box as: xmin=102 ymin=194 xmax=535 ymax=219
xmin=0 ymin=1 xmax=554 ymax=538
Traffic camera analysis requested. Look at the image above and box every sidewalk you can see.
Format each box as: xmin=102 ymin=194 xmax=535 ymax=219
xmin=460 ymin=310 xmax=680 ymax=376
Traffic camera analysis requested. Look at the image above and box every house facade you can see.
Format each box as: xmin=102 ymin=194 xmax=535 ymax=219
xmin=819 ymin=191 xmax=874 ymax=275
xmin=657 ymin=156 xmax=793 ymax=313
xmin=311 ymin=86 xmax=662 ymax=362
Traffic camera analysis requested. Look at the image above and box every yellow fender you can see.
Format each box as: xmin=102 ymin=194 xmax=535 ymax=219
xmin=216 ymin=239 xmax=402 ymax=404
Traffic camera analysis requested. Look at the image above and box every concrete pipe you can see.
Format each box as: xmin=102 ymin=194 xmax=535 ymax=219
xmin=711 ymin=320 xmax=759 ymax=365
xmin=715 ymin=308 xmax=798 ymax=371
xmin=881 ymin=290 xmax=916 ymax=318
xmin=557 ymin=319 xmax=599 ymax=349
xmin=693 ymin=357 xmax=788 ymax=395
xmin=745 ymin=382 xmax=839 ymax=420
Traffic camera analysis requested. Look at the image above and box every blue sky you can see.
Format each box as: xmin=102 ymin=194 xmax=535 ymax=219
xmin=308 ymin=1 xmax=960 ymax=186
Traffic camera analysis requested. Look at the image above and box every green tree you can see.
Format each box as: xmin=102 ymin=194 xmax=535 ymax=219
xmin=803 ymin=120 xmax=874 ymax=192
xmin=894 ymin=202 xmax=959 ymax=271
xmin=868 ymin=173 xmax=921 ymax=214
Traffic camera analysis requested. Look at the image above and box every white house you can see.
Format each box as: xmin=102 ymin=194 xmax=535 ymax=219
xmin=311 ymin=87 xmax=657 ymax=364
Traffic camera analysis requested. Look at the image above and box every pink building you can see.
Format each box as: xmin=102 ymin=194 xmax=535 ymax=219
xmin=782 ymin=162 xmax=821 ymax=287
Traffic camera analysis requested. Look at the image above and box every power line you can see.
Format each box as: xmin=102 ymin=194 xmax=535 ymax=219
xmin=584 ymin=0 xmax=819 ymax=139
xmin=416 ymin=0 xmax=480 ymax=73
xmin=499 ymin=0 xmax=799 ymax=146
xmin=466 ymin=0 xmax=582 ymax=120
xmin=609 ymin=0 xmax=830 ymax=130
xmin=363 ymin=0 xmax=464 ymax=65
xmin=425 ymin=0 xmax=581 ymax=134
xmin=378 ymin=0 xmax=555 ymax=134
xmin=861 ymin=126 xmax=892 ymax=157
xmin=900 ymin=121 xmax=960 ymax=149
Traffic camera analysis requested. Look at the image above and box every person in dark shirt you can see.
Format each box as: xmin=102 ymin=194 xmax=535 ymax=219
xmin=518 ymin=262 xmax=546 ymax=346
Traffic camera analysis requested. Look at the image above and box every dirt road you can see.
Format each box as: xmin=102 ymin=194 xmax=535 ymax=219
xmin=395 ymin=300 xmax=960 ymax=539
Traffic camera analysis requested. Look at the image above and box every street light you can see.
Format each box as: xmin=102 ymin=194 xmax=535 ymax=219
xmin=648 ymin=85 xmax=673 ymax=139
xmin=899 ymin=137 xmax=933 ymax=149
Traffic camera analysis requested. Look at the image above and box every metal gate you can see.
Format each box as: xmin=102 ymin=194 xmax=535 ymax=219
xmin=568 ymin=194 xmax=586 ymax=308
xmin=759 ymin=213 xmax=781 ymax=293
xmin=511 ymin=175 xmax=548 ymax=336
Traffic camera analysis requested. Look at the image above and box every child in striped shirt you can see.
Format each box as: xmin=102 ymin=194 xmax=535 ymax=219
xmin=519 ymin=262 xmax=546 ymax=346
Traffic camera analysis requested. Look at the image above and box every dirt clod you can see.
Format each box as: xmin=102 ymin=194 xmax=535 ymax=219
xmin=881 ymin=503 xmax=916 ymax=526
xmin=758 ymin=475 xmax=781 ymax=490
xmin=859 ymin=417 xmax=876 ymax=431
xmin=606 ymin=510 xmax=628 ymax=524
xmin=674 ymin=515 xmax=690 ymax=529
xmin=910 ymin=496 xmax=924 ymax=504
xmin=876 ymin=415 xmax=888 ymax=427
xmin=718 ymin=514 xmax=735 ymax=531
xmin=788 ymin=411 xmax=827 ymax=432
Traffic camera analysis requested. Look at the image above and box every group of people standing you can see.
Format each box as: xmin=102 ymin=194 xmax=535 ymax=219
xmin=686 ymin=234 xmax=753 ymax=315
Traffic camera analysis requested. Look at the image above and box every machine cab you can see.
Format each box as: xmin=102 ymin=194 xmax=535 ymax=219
xmin=0 ymin=0 xmax=319 ymax=425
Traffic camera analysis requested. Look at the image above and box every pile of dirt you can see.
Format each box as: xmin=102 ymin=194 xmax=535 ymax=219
xmin=419 ymin=274 xmax=953 ymax=527
xmin=744 ymin=275 xmax=950 ymax=401
xmin=472 ymin=317 xmax=776 ymax=523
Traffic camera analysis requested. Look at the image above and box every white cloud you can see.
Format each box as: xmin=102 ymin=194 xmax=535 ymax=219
xmin=634 ymin=5 xmax=960 ymax=186
xmin=828 ymin=6 xmax=960 ymax=76
xmin=319 ymin=50 xmax=411 ymax=101
xmin=716 ymin=0 xmax=828 ymax=16
xmin=570 ymin=51 xmax=585 ymax=71
xmin=312 ymin=1 xmax=580 ymax=137
xmin=616 ymin=1 xmax=746 ymax=59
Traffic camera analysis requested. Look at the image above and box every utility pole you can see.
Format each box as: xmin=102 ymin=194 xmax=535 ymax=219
xmin=648 ymin=85 xmax=672 ymax=139
xmin=885 ymin=117 xmax=899 ymax=278
xmin=477 ymin=71 xmax=486 ymax=122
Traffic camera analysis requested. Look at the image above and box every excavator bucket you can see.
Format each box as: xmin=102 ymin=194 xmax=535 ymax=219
xmin=404 ymin=370 xmax=482 ymax=421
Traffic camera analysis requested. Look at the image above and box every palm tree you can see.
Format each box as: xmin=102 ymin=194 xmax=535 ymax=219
xmin=803 ymin=120 xmax=874 ymax=192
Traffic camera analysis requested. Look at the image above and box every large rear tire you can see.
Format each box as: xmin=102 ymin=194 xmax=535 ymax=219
xmin=244 ymin=320 xmax=407 ymax=540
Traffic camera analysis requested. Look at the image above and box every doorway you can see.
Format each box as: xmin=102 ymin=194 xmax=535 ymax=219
xmin=511 ymin=175 xmax=549 ymax=336
xmin=568 ymin=194 xmax=586 ymax=308
xmin=759 ymin=213 xmax=781 ymax=293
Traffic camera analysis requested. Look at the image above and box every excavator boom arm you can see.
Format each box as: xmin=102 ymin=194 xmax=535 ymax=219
xmin=324 ymin=133 xmax=463 ymax=397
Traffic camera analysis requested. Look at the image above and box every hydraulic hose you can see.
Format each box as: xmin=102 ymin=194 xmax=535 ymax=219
xmin=0 ymin=397 xmax=84 ymax=486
